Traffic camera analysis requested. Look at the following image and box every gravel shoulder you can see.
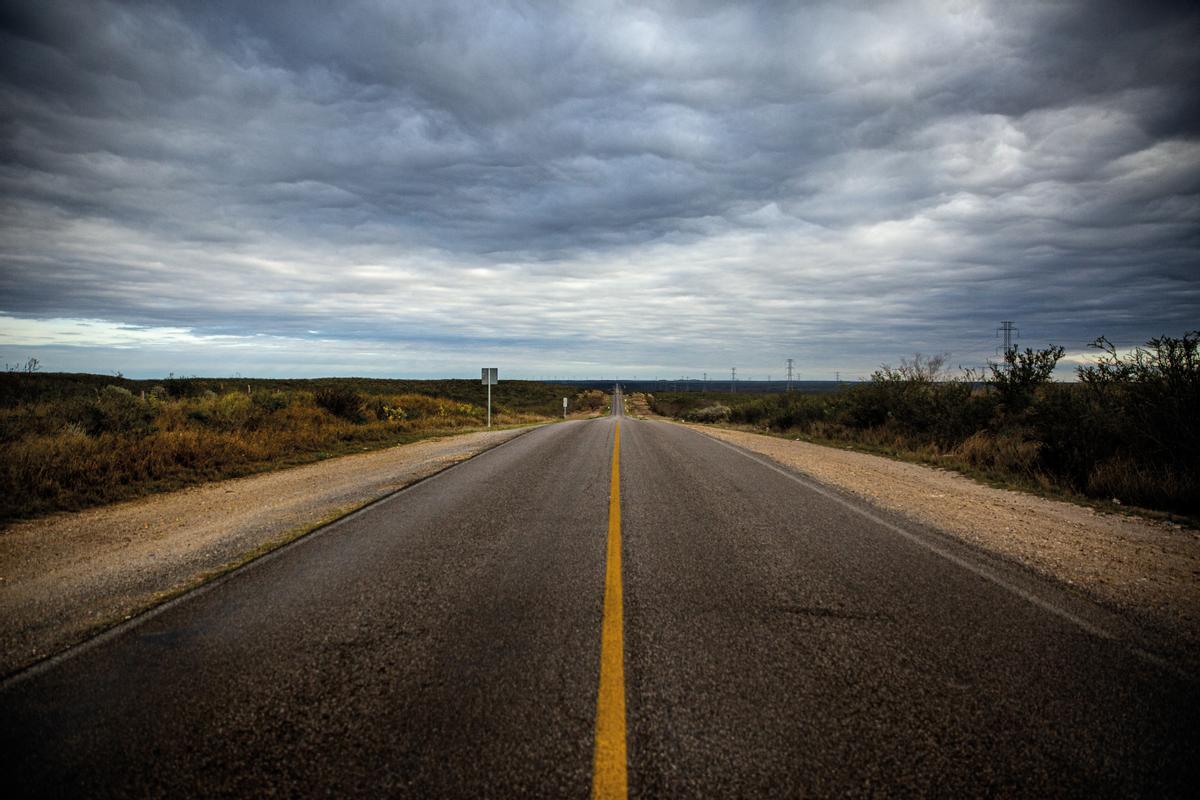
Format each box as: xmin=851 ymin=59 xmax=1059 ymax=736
xmin=0 ymin=426 xmax=534 ymax=678
xmin=685 ymin=423 xmax=1200 ymax=654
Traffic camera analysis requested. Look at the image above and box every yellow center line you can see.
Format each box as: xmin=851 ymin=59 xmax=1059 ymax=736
xmin=592 ymin=422 xmax=627 ymax=799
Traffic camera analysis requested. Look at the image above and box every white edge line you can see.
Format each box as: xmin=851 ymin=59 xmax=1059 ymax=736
xmin=0 ymin=425 xmax=549 ymax=691
xmin=688 ymin=427 xmax=1194 ymax=679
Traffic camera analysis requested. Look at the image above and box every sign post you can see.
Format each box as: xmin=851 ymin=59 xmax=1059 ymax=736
xmin=481 ymin=367 xmax=498 ymax=427
xmin=562 ymin=397 xmax=568 ymax=419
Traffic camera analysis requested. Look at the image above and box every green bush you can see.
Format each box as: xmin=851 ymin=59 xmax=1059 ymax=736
xmin=252 ymin=390 xmax=290 ymax=413
xmin=163 ymin=375 xmax=205 ymax=398
xmin=688 ymin=404 xmax=732 ymax=423
xmin=575 ymin=390 xmax=607 ymax=411
xmin=209 ymin=392 xmax=257 ymax=432
xmin=837 ymin=354 xmax=987 ymax=445
xmin=989 ymin=345 xmax=1065 ymax=414
xmin=314 ymin=387 xmax=364 ymax=422
xmin=1071 ymin=331 xmax=1200 ymax=508
xmin=71 ymin=386 xmax=156 ymax=436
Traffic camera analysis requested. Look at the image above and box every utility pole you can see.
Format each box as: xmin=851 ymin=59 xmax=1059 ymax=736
xmin=786 ymin=358 xmax=794 ymax=392
xmin=730 ymin=367 xmax=736 ymax=393
xmin=703 ymin=372 xmax=707 ymax=392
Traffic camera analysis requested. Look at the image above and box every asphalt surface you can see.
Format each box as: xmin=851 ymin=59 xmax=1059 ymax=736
xmin=2 ymin=387 xmax=1197 ymax=797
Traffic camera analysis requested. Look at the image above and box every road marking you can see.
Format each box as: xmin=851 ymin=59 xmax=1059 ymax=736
xmin=705 ymin=430 xmax=1194 ymax=680
xmin=592 ymin=422 xmax=627 ymax=799
xmin=0 ymin=428 xmax=541 ymax=691
xmin=700 ymin=433 xmax=1115 ymax=638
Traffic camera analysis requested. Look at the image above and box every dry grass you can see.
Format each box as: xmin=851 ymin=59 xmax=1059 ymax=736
xmin=1086 ymin=457 xmax=1199 ymax=511
xmin=0 ymin=381 xmax=585 ymax=522
xmin=952 ymin=430 xmax=1042 ymax=477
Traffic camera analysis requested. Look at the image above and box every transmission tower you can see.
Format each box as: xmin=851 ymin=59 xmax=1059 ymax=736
xmin=786 ymin=358 xmax=794 ymax=392
xmin=996 ymin=321 xmax=1019 ymax=354
xmin=702 ymin=372 xmax=707 ymax=391
xmin=730 ymin=367 xmax=736 ymax=393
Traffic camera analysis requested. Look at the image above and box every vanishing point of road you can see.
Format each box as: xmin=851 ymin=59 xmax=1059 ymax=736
xmin=2 ymin=388 xmax=1196 ymax=797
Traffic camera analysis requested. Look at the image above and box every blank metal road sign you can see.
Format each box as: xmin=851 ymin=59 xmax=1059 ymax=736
xmin=481 ymin=368 xmax=498 ymax=385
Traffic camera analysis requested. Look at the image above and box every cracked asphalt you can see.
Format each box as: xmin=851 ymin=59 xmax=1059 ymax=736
xmin=1 ymin=389 xmax=1196 ymax=797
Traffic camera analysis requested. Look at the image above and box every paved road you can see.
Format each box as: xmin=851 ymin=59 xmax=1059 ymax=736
xmin=2 ymin=387 xmax=1196 ymax=797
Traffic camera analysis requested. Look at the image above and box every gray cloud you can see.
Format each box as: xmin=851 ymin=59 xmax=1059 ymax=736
xmin=1 ymin=0 xmax=1198 ymax=378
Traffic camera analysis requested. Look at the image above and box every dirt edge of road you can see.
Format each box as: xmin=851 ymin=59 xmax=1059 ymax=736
xmin=682 ymin=423 xmax=1200 ymax=658
xmin=0 ymin=426 xmax=538 ymax=679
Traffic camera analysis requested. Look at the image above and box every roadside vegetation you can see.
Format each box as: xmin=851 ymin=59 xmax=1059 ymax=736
xmin=573 ymin=389 xmax=609 ymax=414
xmin=652 ymin=332 xmax=1199 ymax=518
xmin=0 ymin=374 xmax=599 ymax=522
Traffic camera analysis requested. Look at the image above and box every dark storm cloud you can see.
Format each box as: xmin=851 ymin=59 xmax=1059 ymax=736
xmin=1 ymin=0 xmax=1198 ymax=377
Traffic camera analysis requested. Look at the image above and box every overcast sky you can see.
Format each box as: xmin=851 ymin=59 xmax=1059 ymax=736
xmin=1 ymin=1 xmax=1197 ymax=380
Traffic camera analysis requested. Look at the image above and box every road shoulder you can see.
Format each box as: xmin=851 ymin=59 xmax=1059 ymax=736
xmin=681 ymin=423 xmax=1200 ymax=657
xmin=0 ymin=426 xmax=534 ymax=678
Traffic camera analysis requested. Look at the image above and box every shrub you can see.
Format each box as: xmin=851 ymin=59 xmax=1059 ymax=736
xmin=688 ymin=404 xmax=732 ymax=423
xmin=209 ymin=392 xmax=257 ymax=432
xmin=1078 ymin=331 xmax=1199 ymax=474
xmin=252 ymin=390 xmax=290 ymax=413
xmin=71 ymin=385 xmax=156 ymax=436
xmin=836 ymin=353 xmax=985 ymax=445
xmin=163 ymin=375 xmax=204 ymax=398
xmin=575 ymin=390 xmax=608 ymax=412
xmin=313 ymin=387 xmax=364 ymax=422
xmin=988 ymin=344 xmax=1065 ymax=414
